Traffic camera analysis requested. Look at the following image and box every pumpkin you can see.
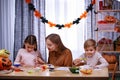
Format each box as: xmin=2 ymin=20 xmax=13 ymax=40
xmin=102 ymin=53 xmax=117 ymax=64
xmin=114 ymin=26 xmax=120 ymax=32
xmin=104 ymin=15 xmax=116 ymax=23
xmin=0 ymin=57 xmax=12 ymax=70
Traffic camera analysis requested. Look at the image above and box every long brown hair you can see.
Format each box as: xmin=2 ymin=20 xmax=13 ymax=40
xmin=23 ymin=35 xmax=37 ymax=51
xmin=46 ymin=33 xmax=67 ymax=52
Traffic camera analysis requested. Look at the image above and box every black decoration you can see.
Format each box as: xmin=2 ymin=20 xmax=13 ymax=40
xmin=86 ymin=4 xmax=93 ymax=12
xmin=94 ymin=10 xmax=98 ymax=14
xmin=56 ymin=24 xmax=64 ymax=29
xmin=94 ymin=28 xmax=98 ymax=31
xmin=28 ymin=3 xmax=35 ymax=11
xmin=41 ymin=17 xmax=48 ymax=23
xmin=73 ymin=18 xmax=80 ymax=24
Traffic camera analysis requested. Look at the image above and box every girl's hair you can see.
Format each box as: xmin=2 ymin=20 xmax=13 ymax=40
xmin=84 ymin=39 xmax=96 ymax=49
xmin=23 ymin=35 xmax=37 ymax=51
xmin=46 ymin=33 xmax=67 ymax=52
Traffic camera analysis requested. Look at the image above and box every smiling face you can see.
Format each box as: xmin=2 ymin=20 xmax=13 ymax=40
xmin=84 ymin=46 xmax=96 ymax=57
xmin=46 ymin=39 xmax=57 ymax=52
xmin=84 ymin=39 xmax=96 ymax=57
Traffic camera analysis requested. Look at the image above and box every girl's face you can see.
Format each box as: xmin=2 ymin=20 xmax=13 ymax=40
xmin=84 ymin=46 xmax=96 ymax=57
xmin=46 ymin=39 xmax=57 ymax=52
xmin=25 ymin=43 xmax=35 ymax=52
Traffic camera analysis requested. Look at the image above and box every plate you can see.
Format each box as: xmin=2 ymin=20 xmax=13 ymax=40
xmin=0 ymin=69 xmax=13 ymax=74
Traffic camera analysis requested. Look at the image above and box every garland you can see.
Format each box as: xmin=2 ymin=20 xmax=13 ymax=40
xmin=25 ymin=0 xmax=95 ymax=29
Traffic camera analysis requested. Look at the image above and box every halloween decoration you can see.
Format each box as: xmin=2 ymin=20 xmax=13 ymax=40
xmin=0 ymin=57 xmax=12 ymax=70
xmin=0 ymin=49 xmax=12 ymax=70
xmin=25 ymin=0 xmax=96 ymax=29
xmin=102 ymin=53 xmax=117 ymax=70
xmin=0 ymin=49 xmax=10 ymax=58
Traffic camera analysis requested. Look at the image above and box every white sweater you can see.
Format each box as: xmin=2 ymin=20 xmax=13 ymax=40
xmin=80 ymin=52 xmax=109 ymax=68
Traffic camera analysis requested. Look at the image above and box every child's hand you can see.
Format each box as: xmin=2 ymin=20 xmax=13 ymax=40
xmin=73 ymin=59 xmax=81 ymax=66
xmin=35 ymin=57 xmax=45 ymax=64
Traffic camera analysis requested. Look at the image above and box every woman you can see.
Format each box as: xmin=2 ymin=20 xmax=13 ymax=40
xmin=46 ymin=33 xmax=73 ymax=67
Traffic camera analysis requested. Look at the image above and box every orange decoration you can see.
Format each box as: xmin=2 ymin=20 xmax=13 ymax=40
xmin=34 ymin=10 xmax=42 ymax=18
xmin=64 ymin=23 xmax=72 ymax=28
xmin=92 ymin=0 xmax=96 ymax=5
xmin=25 ymin=0 xmax=31 ymax=4
xmin=48 ymin=21 xmax=56 ymax=27
xmin=41 ymin=65 xmax=48 ymax=71
xmin=80 ymin=11 xmax=87 ymax=19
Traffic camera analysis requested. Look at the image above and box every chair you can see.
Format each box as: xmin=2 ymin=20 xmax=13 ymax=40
xmin=111 ymin=62 xmax=118 ymax=80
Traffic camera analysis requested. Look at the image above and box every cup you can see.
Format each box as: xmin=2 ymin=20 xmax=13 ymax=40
xmin=13 ymin=62 xmax=21 ymax=67
xmin=48 ymin=64 xmax=55 ymax=71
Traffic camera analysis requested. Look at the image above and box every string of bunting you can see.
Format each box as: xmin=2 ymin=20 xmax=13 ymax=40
xmin=25 ymin=0 xmax=95 ymax=29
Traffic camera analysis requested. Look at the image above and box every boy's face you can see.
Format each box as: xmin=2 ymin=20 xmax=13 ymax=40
xmin=84 ymin=46 xmax=96 ymax=57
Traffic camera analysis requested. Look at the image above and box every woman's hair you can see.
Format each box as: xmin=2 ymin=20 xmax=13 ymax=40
xmin=46 ymin=33 xmax=67 ymax=52
xmin=23 ymin=35 xmax=37 ymax=51
xmin=84 ymin=39 xmax=96 ymax=50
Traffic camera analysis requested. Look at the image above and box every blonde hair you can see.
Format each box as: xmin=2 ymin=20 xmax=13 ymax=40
xmin=84 ymin=39 xmax=96 ymax=50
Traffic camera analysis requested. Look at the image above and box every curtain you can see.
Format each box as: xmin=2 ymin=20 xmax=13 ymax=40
xmin=14 ymin=0 xmax=46 ymax=61
xmin=85 ymin=0 xmax=96 ymax=39
xmin=0 ymin=0 xmax=15 ymax=62
xmin=45 ymin=0 xmax=88 ymax=60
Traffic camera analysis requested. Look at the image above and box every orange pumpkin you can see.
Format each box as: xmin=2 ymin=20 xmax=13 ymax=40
xmin=104 ymin=15 xmax=116 ymax=23
xmin=0 ymin=57 xmax=12 ymax=70
xmin=102 ymin=53 xmax=117 ymax=64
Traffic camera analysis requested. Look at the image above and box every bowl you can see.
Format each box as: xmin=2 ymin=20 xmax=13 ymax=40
xmin=13 ymin=62 xmax=21 ymax=67
xmin=48 ymin=64 xmax=55 ymax=71
xmin=80 ymin=69 xmax=93 ymax=74
xmin=69 ymin=67 xmax=79 ymax=74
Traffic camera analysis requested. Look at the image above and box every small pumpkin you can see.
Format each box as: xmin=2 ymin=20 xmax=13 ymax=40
xmin=102 ymin=53 xmax=117 ymax=64
xmin=0 ymin=57 xmax=12 ymax=70
xmin=104 ymin=15 xmax=116 ymax=23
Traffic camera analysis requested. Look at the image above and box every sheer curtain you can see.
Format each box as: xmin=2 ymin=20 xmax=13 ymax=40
xmin=0 ymin=0 xmax=15 ymax=62
xmin=45 ymin=0 xmax=86 ymax=60
xmin=14 ymin=0 xmax=46 ymax=61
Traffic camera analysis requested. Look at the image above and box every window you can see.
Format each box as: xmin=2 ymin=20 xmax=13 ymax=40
xmin=45 ymin=0 xmax=85 ymax=60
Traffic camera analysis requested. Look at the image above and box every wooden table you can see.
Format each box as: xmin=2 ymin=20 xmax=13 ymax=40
xmin=0 ymin=67 xmax=109 ymax=80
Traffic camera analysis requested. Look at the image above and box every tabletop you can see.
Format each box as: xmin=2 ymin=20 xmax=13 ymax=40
xmin=0 ymin=66 xmax=109 ymax=80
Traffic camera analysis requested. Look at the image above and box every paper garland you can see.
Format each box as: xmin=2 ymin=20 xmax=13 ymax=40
xmin=25 ymin=0 xmax=95 ymax=29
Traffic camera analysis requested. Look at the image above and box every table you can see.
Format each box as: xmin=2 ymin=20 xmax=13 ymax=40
xmin=0 ymin=67 xmax=109 ymax=80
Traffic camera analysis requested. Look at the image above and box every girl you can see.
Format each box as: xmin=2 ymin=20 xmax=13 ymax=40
xmin=73 ymin=39 xmax=109 ymax=69
xmin=46 ymin=33 xmax=73 ymax=67
xmin=14 ymin=35 xmax=45 ymax=67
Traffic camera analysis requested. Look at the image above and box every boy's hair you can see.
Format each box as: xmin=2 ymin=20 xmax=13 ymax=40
xmin=84 ymin=39 xmax=96 ymax=49
xmin=23 ymin=35 xmax=37 ymax=51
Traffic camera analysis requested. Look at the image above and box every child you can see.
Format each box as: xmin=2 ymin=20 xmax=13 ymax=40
xmin=73 ymin=39 xmax=109 ymax=69
xmin=14 ymin=35 xmax=45 ymax=67
xmin=46 ymin=33 xmax=73 ymax=67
